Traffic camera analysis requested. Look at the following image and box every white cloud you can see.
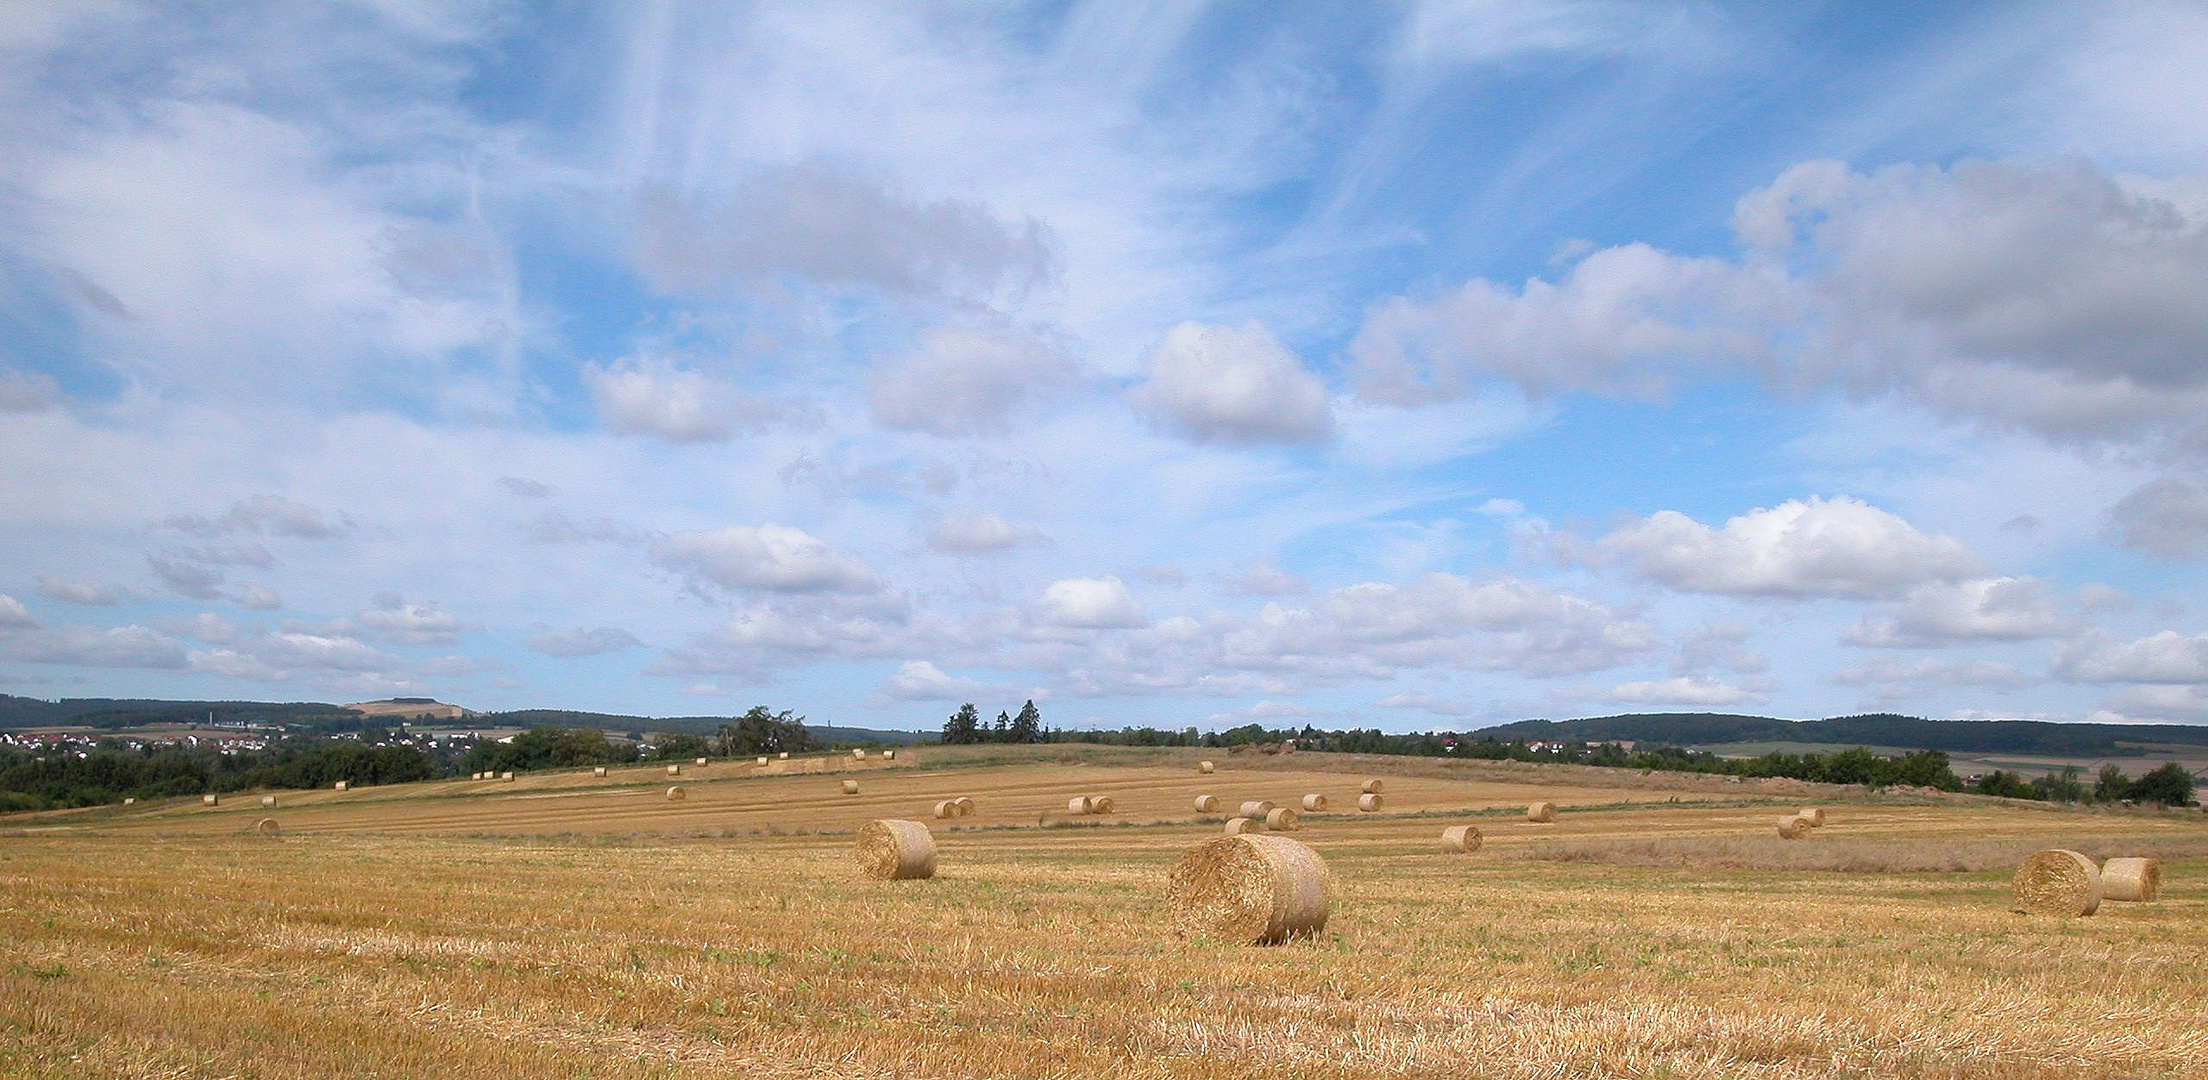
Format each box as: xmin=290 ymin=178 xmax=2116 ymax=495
xmin=256 ymin=631 xmax=398 ymax=672
xmin=0 ymin=370 xmax=59 ymax=412
xmin=1129 ymin=321 xmax=1334 ymax=446
xmin=924 ymin=511 xmax=1048 ymax=555
xmin=498 ymin=476 xmax=553 ymax=498
xmin=654 ymin=594 xmax=918 ymax=682
xmin=2053 ymin=630 xmax=2208 ymax=684
xmin=870 ymin=327 xmax=1078 ymax=437
xmin=1605 ymin=675 xmax=1764 ymax=707
xmin=1831 ymin=657 xmax=2031 ymax=689
xmin=146 ymin=555 xmax=227 ymax=600
xmin=1844 ymin=577 xmax=2074 ymax=648
xmin=36 ymin=577 xmax=120 ymax=605
xmin=1038 ymin=576 xmax=1145 ymax=629
xmin=526 ymin=626 xmax=644 ymax=658
xmin=2104 ymin=478 xmax=2208 ymax=558
xmin=1595 ymin=496 xmax=1982 ymax=599
xmin=163 ymin=495 xmax=348 ymax=539
xmin=2088 ymin=684 xmax=2208 ymax=724
xmin=355 ymin=594 xmax=472 ymax=645
xmin=651 ymin=524 xmax=882 ymax=594
xmin=871 ymin=660 xmax=1023 ymax=703
xmin=1 ymin=624 xmax=186 ymax=669
xmin=0 ymin=594 xmax=37 ymax=628
xmin=585 ymin=357 xmax=807 ymax=443
xmin=1220 ymin=561 xmax=1308 ymax=597
xmin=1375 ymin=690 xmax=1478 ymax=717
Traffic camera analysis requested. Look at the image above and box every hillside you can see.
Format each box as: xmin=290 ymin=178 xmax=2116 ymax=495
xmin=1476 ymin=713 xmax=2208 ymax=756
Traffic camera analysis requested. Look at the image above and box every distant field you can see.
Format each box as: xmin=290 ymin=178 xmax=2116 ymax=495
xmin=1693 ymin=739 xmax=2208 ymax=780
xmin=4 ymin=745 xmax=2205 ymax=1079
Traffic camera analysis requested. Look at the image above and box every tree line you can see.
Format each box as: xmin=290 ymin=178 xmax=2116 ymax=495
xmin=940 ymin=701 xmax=1044 ymax=744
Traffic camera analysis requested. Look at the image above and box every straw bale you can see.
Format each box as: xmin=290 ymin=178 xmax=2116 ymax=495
xmin=1199 ymin=760 xmax=1215 ymax=774
xmin=855 ymin=819 xmax=937 ymax=880
xmin=1360 ymin=779 xmax=1383 ymax=795
xmin=842 ymin=779 xmax=861 ymax=795
xmin=853 ymin=748 xmax=867 ymax=760
xmin=1165 ymin=834 xmax=1333 ymax=944
xmin=123 ymin=797 xmax=135 ymax=805
xmin=594 ymin=766 xmax=608 ymax=777
xmin=934 ymin=800 xmax=959 ymax=819
xmin=1238 ymin=800 xmax=1275 ymax=818
xmin=470 ymin=772 xmax=481 ymax=780
xmin=255 ymin=817 xmax=281 ymax=836
xmin=757 ymin=756 xmax=769 ymax=766
xmin=333 ymin=781 xmax=348 ymax=791
xmin=1441 ymin=824 xmax=1483 ymax=853
xmin=1264 ymin=807 xmax=1299 ymax=831
xmin=953 ymin=796 xmax=974 ymax=815
xmin=779 ymin=751 xmax=790 ymax=759
xmin=665 ymin=785 xmax=686 ymax=801
xmin=203 ymin=794 xmax=218 ymax=805
xmin=1526 ymin=801 xmax=1556 ymax=823
xmin=2101 ymin=857 xmax=2161 ymax=902
xmin=1194 ymin=794 xmax=1220 ymax=813
xmin=1223 ymin=816 xmax=1262 ymax=835
xmin=261 ymin=795 xmax=276 ymax=808
xmin=1357 ymin=793 xmax=1383 ymax=812
xmin=1777 ymin=815 xmax=1810 ymax=839
xmin=884 ymin=749 xmax=896 ymax=760
xmin=2013 ymin=849 xmax=2101 ymax=916
xmin=667 ymin=764 xmax=681 ymax=776
xmin=501 ymin=771 xmax=515 ymax=781
xmin=696 ymin=757 xmax=708 ymax=766
xmin=1069 ymin=796 xmax=1092 ymax=814
xmin=1799 ymin=807 xmax=1826 ymax=827
xmin=1090 ymin=795 xmax=1116 ymax=814
xmin=1301 ymin=793 xmax=1327 ymax=812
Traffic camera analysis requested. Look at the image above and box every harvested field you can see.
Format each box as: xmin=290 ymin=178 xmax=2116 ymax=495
xmin=2 ymin=744 xmax=2204 ymax=1079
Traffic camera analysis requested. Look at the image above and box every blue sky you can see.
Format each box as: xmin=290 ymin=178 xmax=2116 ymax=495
xmin=4 ymin=1 xmax=2208 ymax=731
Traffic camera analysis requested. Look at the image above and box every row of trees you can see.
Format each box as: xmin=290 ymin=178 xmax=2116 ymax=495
xmin=941 ymin=701 xmax=1043 ymax=744
xmin=0 ymin=737 xmax=439 ymax=812
xmin=1976 ymin=762 xmax=2195 ymax=806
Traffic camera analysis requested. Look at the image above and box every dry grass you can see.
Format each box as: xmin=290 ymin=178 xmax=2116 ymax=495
xmin=3 ymin=749 xmax=2206 ymax=1079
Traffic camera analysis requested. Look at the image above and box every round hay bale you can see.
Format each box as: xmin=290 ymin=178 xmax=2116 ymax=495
xmin=778 ymin=751 xmax=790 ymax=759
xmin=1526 ymin=801 xmax=1556 ymax=823
xmin=757 ymin=756 xmax=769 ymax=766
xmin=1301 ymin=793 xmax=1327 ymax=812
xmin=123 ymin=797 xmax=136 ymax=805
xmin=696 ymin=757 xmax=708 ymax=766
xmin=333 ymin=780 xmax=349 ymax=791
xmin=855 ymin=819 xmax=936 ymax=880
xmin=1194 ymin=794 xmax=1220 ymax=813
xmin=593 ymin=766 xmax=608 ymax=777
xmin=666 ymin=785 xmax=686 ymax=801
xmin=667 ymin=764 xmax=681 ymax=776
xmin=1198 ymin=760 xmax=1216 ymax=774
xmin=953 ymin=796 xmax=975 ymax=815
xmin=2013 ymin=849 xmax=2101 ymax=916
xmin=934 ymin=800 xmax=958 ymax=819
xmin=501 ymin=771 xmax=515 ymax=781
xmin=842 ymin=779 xmax=860 ymax=795
xmin=853 ymin=748 xmax=867 ymax=760
xmin=1360 ymin=779 xmax=1383 ymax=795
xmin=1238 ymin=800 xmax=1275 ymax=818
xmin=261 ymin=795 xmax=276 ymax=808
xmin=2101 ymin=857 xmax=2161 ymax=902
xmin=470 ymin=772 xmax=482 ymax=780
xmin=202 ymin=794 xmax=218 ymax=805
xmin=1091 ymin=795 xmax=1116 ymax=814
xmin=884 ymin=749 xmax=896 ymax=760
xmin=1223 ymin=816 xmax=1262 ymax=835
xmin=1069 ymin=796 xmax=1092 ymax=815
xmin=1357 ymin=793 xmax=1383 ymax=812
xmin=1165 ymin=834 xmax=1333 ymax=944
xmin=1777 ymin=815 xmax=1810 ymax=839
xmin=1264 ymin=807 xmax=1299 ymax=831
xmin=1441 ymin=824 xmax=1482 ymax=853
xmin=254 ymin=817 xmax=280 ymax=836
xmin=1799 ymin=807 xmax=1826 ymax=827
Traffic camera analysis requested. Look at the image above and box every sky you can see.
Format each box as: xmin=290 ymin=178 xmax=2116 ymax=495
xmin=3 ymin=1 xmax=2208 ymax=732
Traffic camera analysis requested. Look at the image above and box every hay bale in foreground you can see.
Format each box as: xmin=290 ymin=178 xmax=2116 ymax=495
xmin=1238 ymin=800 xmax=1275 ymax=818
xmin=1199 ymin=760 xmax=1215 ymax=774
xmin=1526 ymin=801 xmax=1556 ymax=823
xmin=1799 ymin=807 xmax=1826 ymax=827
xmin=1301 ymin=793 xmax=1327 ymax=812
xmin=1360 ymin=779 xmax=1383 ymax=795
xmin=1195 ymin=794 xmax=1220 ymax=813
xmin=953 ymin=796 xmax=974 ymax=815
xmin=842 ymin=779 xmax=861 ymax=795
xmin=1777 ymin=815 xmax=1811 ymax=839
xmin=1264 ymin=807 xmax=1299 ymax=831
xmin=2014 ymin=849 xmax=2101 ymax=916
xmin=1357 ymin=793 xmax=1383 ymax=812
xmin=1223 ymin=816 xmax=1262 ymax=835
xmin=855 ymin=819 xmax=936 ymax=880
xmin=2102 ymin=857 xmax=2161 ymax=902
xmin=1166 ymin=834 xmax=1332 ymax=945
xmin=666 ymin=785 xmax=686 ymax=801
xmin=203 ymin=794 xmax=218 ymax=805
xmin=255 ymin=817 xmax=281 ymax=836
xmin=1441 ymin=824 xmax=1482 ymax=853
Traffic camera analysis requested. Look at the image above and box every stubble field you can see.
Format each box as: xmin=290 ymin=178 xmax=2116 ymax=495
xmin=3 ymin=745 xmax=2205 ymax=1079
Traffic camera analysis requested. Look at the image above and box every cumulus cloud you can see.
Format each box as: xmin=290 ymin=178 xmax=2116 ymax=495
xmin=654 ymin=593 xmax=917 ymax=682
xmin=870 ymin=327 xmax=1078 ymax=436
xmin=1129 ymin=321 xmax=1334 ymax=446
xmin=1038 ymin=576 xmax=1145 ymax=629
xmin=1605 ymin=675 xmax=1764 ymax=707
xmin=1220 ymin=562 xmax=1309 ymax=597
xmin=1844 ymin=577 xmax=2074 ymax=648
xmin=1830 ymin=657 xmax=2031 ymax=689
xmin=0 ymin=594 xmax=37 ymax=628
xmin=871 ymin=660 xmax=1026 ymax=703
xmin=36 ymin=577 xmax=120 ymax=605
xmin=2090 ymin=684 xmax=2208 ymax=724
xmin=162 ymin=495 xmax=348 ymax=539
xmin=924 ymin=511 xmax=1048 ymax=554
xmin=1 ymin=624 xmax=186 ymax=668
xmin=526 ymin=626 xmax=644 ymax=658
xmin=2104 ymin=478 xmax=2208 ymax=558
xmin=1374 ymin=690 xmax=1478 ymax=716
xmin=2053 ymin=630 xmax=2208 ymax=684
xmin=353 ymin=593 xmax=472 ymax=645
xmin=632 ymin=162 xmax=1056 ymax=303
xmin=1594 ymin=496 xmax=1981 ymax=599
xmin=146 ymin=555 xmax=227 ymax=600
xmin=585 ymin=357 xmax=809 ymax=443
xmin=652 ymin=524 xmax=881 ymax=594
xmin=253 ymin=631 xmax=399 ymax=673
